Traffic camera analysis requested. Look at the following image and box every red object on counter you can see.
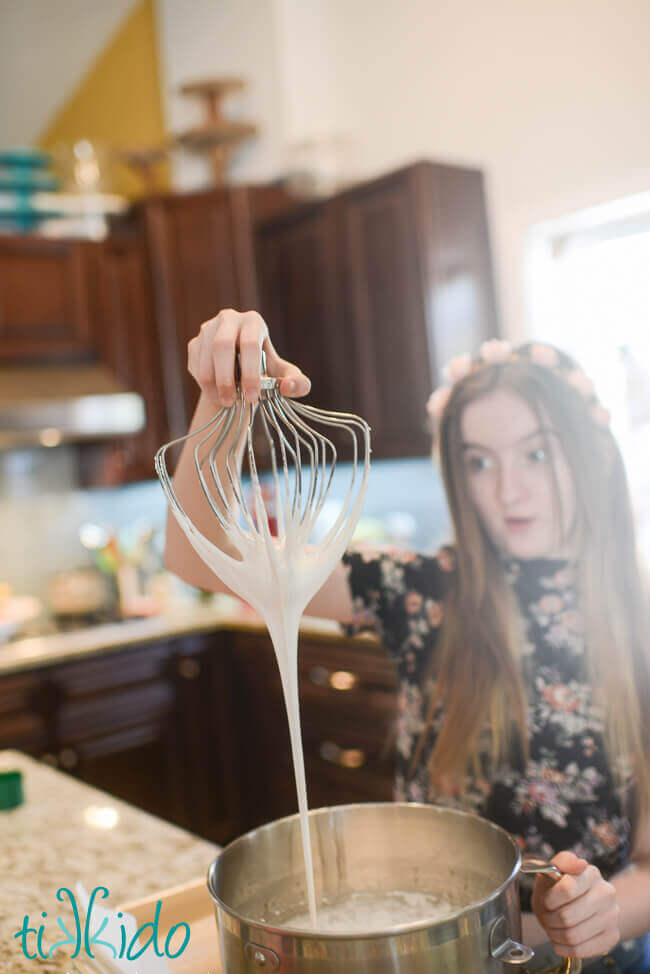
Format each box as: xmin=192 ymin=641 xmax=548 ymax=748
xmin=248 ymin=484 xmax=278 ymax=537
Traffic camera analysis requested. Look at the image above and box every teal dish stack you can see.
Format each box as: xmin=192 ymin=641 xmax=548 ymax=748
xmin=0 ymin=147 xmax=61 ymax=233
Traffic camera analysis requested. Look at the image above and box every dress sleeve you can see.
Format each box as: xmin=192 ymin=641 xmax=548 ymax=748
xmin=341 ymin=545 xmax=454 ymax=676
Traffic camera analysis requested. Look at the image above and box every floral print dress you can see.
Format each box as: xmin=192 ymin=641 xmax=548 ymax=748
xmin=341 ymin=546 xmax=636 ymax=911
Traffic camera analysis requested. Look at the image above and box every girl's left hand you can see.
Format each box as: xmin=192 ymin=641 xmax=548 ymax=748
xmin=531 ymin=850 xmax=620 ymax=958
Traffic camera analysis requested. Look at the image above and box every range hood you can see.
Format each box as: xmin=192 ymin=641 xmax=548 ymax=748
xmin=0 ymin=364 xmax=146 ymax=448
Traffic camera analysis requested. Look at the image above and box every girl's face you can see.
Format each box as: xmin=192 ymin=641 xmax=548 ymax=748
xmin=460 ymin=388 xmax=576 ymax=559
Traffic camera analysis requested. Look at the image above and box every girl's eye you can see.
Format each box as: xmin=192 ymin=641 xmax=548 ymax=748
xmin=527 ymin=447 xmax=549 ymax=464
xmin=466 ymin=454 xmax=493 ymax=473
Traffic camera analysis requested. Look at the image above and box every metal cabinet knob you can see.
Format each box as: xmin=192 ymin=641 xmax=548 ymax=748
xmin=41 ymin=752 xmax=58 ymax=768
xmin=308 ymin=666 xmax=328 ymax=686
xmin=59 ymin=747 xmax=78 ymax=770
xmin=329 ymin=670 xmax=358 ymax=691
xmin=178 ymin=658 xmax=201 ymax=680
xmin=319 ymin=740 xmax=366 ymax=769
xmin=308 ymin=667 xmax=358 ymax=691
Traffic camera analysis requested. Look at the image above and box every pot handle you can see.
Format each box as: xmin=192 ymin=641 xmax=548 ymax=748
xmin=519 ymin=856 xmax=583 ymax=974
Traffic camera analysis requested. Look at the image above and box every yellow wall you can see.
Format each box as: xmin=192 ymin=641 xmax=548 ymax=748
xmin=38 ymin=0 xmax=169 ymax=198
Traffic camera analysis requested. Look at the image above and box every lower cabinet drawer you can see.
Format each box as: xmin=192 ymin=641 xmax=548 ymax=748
xmin=271 ymin=737 xmax=394 ymax=810
xmin=299 ymin=638 xmax=397 ymax=695
xmin=56 ymin=682 xmax=175 ymax=740
xmin=0 ymin=711 xmax=49 ymax=756
xmin=303 ymin=718 xmax=395 ymax=800
xmin=241 ymin=700 xmax=396 ymax=828
xmin=306 ymin=756 xmax=393 ymax=806
xmin=231 ymin=628 xmax=399 ymax=830
xmin=301 ymin=703 xmax=395 ymax=769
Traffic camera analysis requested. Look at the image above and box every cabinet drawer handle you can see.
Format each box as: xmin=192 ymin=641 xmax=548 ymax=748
xmin=319 ymin=741 xmax=366 ymax=769
xmin=178 ymin=658 xmax=201 ymax=679
xmin=309 ymin=667 xmax=358 ymax=691
xmin=59 ymin=747 xmax=78 ymax=770
xmin=308 ymin=666 xmax=328 ymax=686
xmin=329 ymin=670 xmax=358 ymax=691
xmin=41 ymin=752 xmax=59 ymax=768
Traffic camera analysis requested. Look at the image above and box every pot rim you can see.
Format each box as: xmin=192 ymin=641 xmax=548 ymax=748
xmin=206 ymin=801 xmax=523 ymax=941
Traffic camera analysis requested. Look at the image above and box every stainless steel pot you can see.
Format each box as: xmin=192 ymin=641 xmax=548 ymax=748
xmin=208 ymin=803 xmax=581 ymax=973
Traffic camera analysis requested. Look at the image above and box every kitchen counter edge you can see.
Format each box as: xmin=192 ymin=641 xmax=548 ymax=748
xmin=0 ymin=601 xmax=375 ymax=676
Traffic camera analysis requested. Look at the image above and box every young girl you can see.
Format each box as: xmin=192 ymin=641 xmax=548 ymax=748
xmin=165 ymin=309 xmax=650 ymax=972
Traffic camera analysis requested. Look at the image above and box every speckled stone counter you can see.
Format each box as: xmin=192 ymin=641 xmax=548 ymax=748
xmin=0 ymin=597 xmax=344 ymax=676
xmin=1 ymin=750 xmax=219 ymax=973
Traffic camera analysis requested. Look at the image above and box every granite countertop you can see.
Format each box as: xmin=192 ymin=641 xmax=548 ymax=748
xmin=0 ymin=596 xmax=347 ymax=676
xmin=1 ymin=749 xmax=219 ymax=973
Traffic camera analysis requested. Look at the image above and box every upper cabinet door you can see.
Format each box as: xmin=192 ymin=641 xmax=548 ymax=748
xmin=338 ymin=172 xmax=433 ymax=457
xmin=140 ymin=185 xmax=293 ymax=441
xmin=87 ymin=235 xmax=167 ymax=484
xmin=256 ymin=202 xmax=366 ymax=462
xmin=256 ymin=204 xmax=353 ymax=410
xmin=255 ymin=161 xmax=499 ymax=460
xmin=0 ymin=237 xmax=96 ymax=362
xmin=140 ymin=191 xmax=242 ymax=437
xmin=411 ymin=162 xmax=499 ymax=373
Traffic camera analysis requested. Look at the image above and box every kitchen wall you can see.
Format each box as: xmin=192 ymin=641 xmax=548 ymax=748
xmin=5 ymin=1 xmax=649 ymax=338
xmin=0 ymin=0 xmax=137 ymax=146
xmin=2 ymin=2 xmax=648 ymax=598
xmin=156 ymin=0 xmax=650 ymax=341
xmin=325 ymin=0 xmax=650 ymax=344
xmin=155 ymin=0 xmax=286 ymax=188
xmin=37 ymin=0 xmax=169 ymax=198
xmin=0 ymin=446 xmax=450 ymax=603
xmin=0 ymin=447 xmax=168 ymax=602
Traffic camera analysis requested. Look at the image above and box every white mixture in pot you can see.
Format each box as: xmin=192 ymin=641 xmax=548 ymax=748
xmin=282 ymin=890 xmax=455 ymax=933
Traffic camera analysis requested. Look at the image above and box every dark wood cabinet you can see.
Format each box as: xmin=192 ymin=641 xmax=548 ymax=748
xmin=228 ymin=629 xmax=397 ymax=833
xmin=0 ymin=632 xmax=239 ymax=843
xmin=0 ymin=160 xmax=499 ymax=476
xmin=256 ymin=161 xmax=499 ymax=458
xmin=0 ymin=670 xmax=50 ymax=757
xmin=0 ymin=627 xmax=397 ymax=842
xmin=81 ymin=234 xmax=169 ymax=484
xmin=170 ymin=632 xmax=240 ymax=842
xmin=139 ymin=185 xmax=292 ymax=440
xmin=255 ymin=203 xmax=351 ymax=415
xmin=337 ymin=168 xmax=433 ymax=456
xmin=0 ymin=236 xmax=96 ymax=362
xmin=53 ymin=642 xmax=183 ymax=825
xmin=0 ymin=232 xmax=168 ymax=485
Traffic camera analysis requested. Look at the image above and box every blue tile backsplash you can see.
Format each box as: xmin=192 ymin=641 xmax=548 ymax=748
xmin=0 ymin=446 xmax=452 ymax=600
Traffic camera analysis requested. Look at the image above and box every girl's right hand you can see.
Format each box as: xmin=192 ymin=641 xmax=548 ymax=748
xmin=187 ymin=308 xmax=311 ymax=407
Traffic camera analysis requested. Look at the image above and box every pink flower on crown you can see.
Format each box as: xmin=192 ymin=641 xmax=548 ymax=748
xmin=592 ymin=404 xmax=611 ymax=427
xmin=426 ymin=386 xmax=451 ymax=422
xmin=567 ymin=369 xmax=595 ymax=398
xmin=529 ymin=344 xmax=559 ymax=368
xmin=480 ymin=339 xmax=512 ymax=364
xmin=443 ymin=354 xmax=473 ymax=384
xmin=437 ymin=548 xmax=455 ymax=572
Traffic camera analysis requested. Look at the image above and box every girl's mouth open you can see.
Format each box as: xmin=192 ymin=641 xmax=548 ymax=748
xmin=505 ymin=516 xmax=536 ymax=533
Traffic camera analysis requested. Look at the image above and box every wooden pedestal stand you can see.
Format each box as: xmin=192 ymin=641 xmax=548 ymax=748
xmin=174 ymin=77 xmax=258 ymax=185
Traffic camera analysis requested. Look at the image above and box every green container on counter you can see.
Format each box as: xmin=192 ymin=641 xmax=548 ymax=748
xmin=0 ymin=769 xmax=24 ymax=810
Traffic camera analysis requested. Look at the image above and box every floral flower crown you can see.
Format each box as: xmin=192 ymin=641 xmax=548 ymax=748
xmin=426 ymin=340 xmax=611 ymax=431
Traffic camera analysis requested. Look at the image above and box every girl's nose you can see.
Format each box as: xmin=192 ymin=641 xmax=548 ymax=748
xmin=497 ymin=461 xmax=528 ymax=506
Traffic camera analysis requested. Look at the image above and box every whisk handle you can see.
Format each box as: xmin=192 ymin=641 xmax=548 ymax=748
xmin=235 ymin=350 xmax=278 ymax=393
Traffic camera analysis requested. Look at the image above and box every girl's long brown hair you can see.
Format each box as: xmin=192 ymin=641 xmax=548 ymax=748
xmin=414 ymin=346 xmax=650 ymax=837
